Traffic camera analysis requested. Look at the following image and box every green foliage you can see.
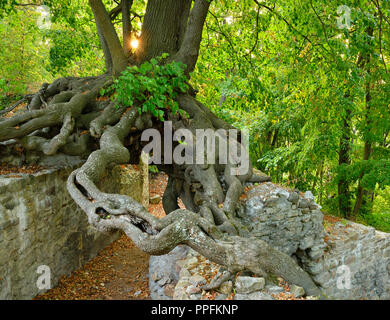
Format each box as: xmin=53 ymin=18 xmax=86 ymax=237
xmin=45 ymin=28 xmax=104 ymax=77
xmin=0 ymin=2 xmax=105 ymax=100
xmin=0 ymin=78 xmax=9 ymax=98
xmin=0 ymin=7 xmax=53 ymax=95
xmin=337 ymin=160 xmax=390 ymax=192
xmin=373 ymin=187 xmax=390 ymax=216
xmin=43 ymin=0 xmax=105 ymax=76
xmin=0 ymin=0 xmax=17 ymax=18
xmin=193 ymin=0 xmax=390 ymax=227
xmin=149 ymin=165 xmax=159 ymax=174
xmin=353 ymin=186 xmax=390 ymax=232
xmin=109 ymin=54 xmax=189 ymax=121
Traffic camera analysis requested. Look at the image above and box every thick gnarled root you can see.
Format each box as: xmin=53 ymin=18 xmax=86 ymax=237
xmin=2 ymin=83 xmax=323 ymax=299
xmin=0 ymin=76 xmax=110 ymax=154
xmin=202 ymin=270 xmax=233 ymax=291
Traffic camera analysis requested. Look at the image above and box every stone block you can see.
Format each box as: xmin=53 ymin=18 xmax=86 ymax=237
xmin=218 ymin=281 xmax=233 ymax=295
xmin=290 ymin=285 xmax=305 ymax=298
xmin=235 ymin=276 xmax=265 ymax=294
xmin=234 ymin=292 xmax=274 ymax=300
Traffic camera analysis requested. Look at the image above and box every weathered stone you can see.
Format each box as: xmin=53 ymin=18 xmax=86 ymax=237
xmin=243 ymin=183 xmax=325 ymax=267
xmin=157 ymin=277 xmax=170 ymax=286
xmin=186 ymin=285 xmax=201 ymax=294
xmin=184 ymin=257 xmax=198 ymax=269
xmin=139 ymin=151 xmax=150 ymax=208
xmin=267 ymin=195 xmax=282 ymax=207
xmin=290 ymin=285 xmax=305 ymax=298
xmin=300 ymin=236 xmax=314 ymax=250
xmin=234 ymin=292 xmax=274 ymax=300
xmin=235 ymin=276 xmax=265 ymax=294
xmin=152 ymin=272 xmax=160 ymax=282
xmin=276 ymin=189 xmax=290 ymax=199
xmin=173 ymin=287 xmax=189 ymax=300
xmin=383 ymin=248 xmax=390 ymax=258
xmin=189 ymin=275 xmax=206 ymax=286
xmin=218 ymin=281 xmax=233 ymax=295
xmin=179 ymin=268 xmax=191 ymax=278
xmin=0 ymin=159 xmax=148 ymax=300
xmin=288 ymin=192 xmax=299 ymax=204
xmin=149 ymin=245 xmax=189 ymax=300
xmin=265 ymin=285 xmax=284 ymax=294
xmin=151 ymin=182 xmax=390 ymax=301
xmin=304 ymin=191 xmax=315 ymax=201
xmin=298 ymin=199 xmax=309 ymax=208
xmin=252 ymin=169 xmax=271 ymax=180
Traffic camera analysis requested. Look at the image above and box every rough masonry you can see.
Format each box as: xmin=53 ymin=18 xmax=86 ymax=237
xmin=150 ymin=182 xmax=390 ymax=300
xmin=0 ymin=157 xmax=148 ymax=300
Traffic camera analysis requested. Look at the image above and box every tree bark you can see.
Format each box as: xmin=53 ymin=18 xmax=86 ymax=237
xmin=89 ymin=0 xmax=128 ymax=75
xmin=96 ymin=20 xmax=113 ymax=74
xmin=353 ymin=78 xmax=372 ymax=216
xmin=137 ymin=0 xmax=192 ymax=63
xmin=175 ymin=0 xmax=212 ymax=74
xmin=353 ymin=137 xmax=372 ymax=216
xmin=122 ymin=0 xmax=133 ymax=57
xmin=353 ymin=27 xmax=373 ymax=217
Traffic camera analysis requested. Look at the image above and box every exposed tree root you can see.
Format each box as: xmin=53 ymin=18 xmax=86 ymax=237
xmin=0 ymin=75 xmax=325 ymax=299
xmin=202 ymin=269 xmax=233 ymax=291
xmin=0 ymin=76 xmax=112 ymax=155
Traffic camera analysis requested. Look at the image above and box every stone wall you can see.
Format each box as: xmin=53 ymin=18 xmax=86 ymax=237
xmin=0 ymin=159 xmax=148 ymax=300
xmin=308 ymin=220 xmax=390 ymax=299
xmin=150 ymin=182 xmax=390 ymax=300
xmin=242 ymin=183 xmax=326 ymax=263
xmin=242 ymin=183 xmax=390 ymax=299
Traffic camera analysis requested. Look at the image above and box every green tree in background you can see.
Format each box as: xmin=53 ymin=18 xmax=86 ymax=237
xmin=0 ymin=7 xmax=52 ymax=97
xmin=192 ymin=0 xmax=390 ymax=229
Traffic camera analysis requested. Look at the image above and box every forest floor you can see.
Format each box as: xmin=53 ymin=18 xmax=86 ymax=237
xmin=34 ymin=172 xmax=168 ymax=300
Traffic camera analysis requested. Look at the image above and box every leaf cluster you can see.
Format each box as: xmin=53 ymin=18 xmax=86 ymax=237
xmin=108 ymin=54 xmax=189 ymax=121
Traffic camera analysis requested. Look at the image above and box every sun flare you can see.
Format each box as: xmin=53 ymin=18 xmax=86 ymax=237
xmin=131 ymin=39 xmax=139 ymax=49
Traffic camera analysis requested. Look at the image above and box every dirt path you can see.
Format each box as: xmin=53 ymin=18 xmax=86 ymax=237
xmin=34 ymin=173 xmax=168 ymax=300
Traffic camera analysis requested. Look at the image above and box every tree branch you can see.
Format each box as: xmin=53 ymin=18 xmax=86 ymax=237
xmin=175 ymin=0 xmax=212 ymax=74
xmin=122 ymin=0 xmax=133 ymax=57
xmin=96 ymin=19 xmax=114 ymax=74
xmin=89 ymin=0 xmax=128 ymax=75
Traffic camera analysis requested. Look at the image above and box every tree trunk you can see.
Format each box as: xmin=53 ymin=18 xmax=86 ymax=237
xmin=122 ymin=0 xmax=133 ymax=57
xmin=89 ymin=0 xmax=128 ymax=75
xmin=137 ymin=0 xmax=192 ymax=63
xmin=96 ymin=20 xmax=113 ymax=74
xmin=338 ymin=97 xmax=352 ymax=218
